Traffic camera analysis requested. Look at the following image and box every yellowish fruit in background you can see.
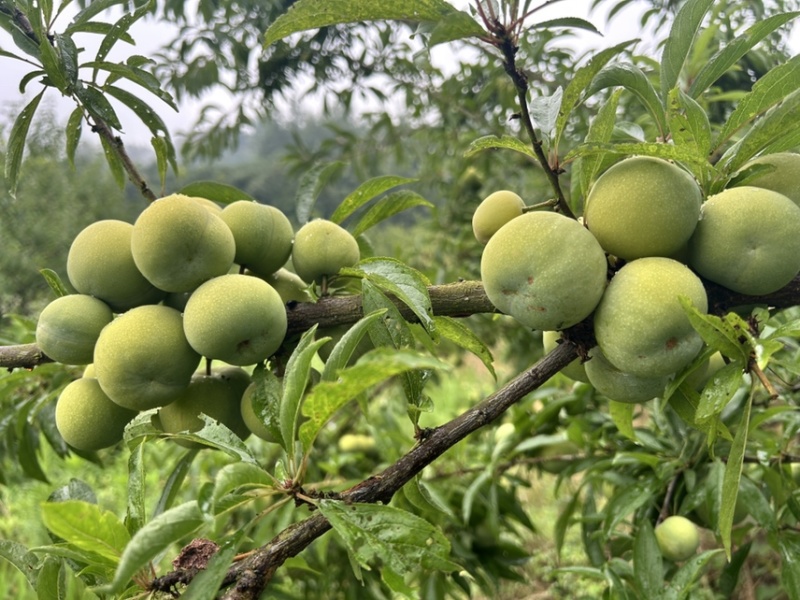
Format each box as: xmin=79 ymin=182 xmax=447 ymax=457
xmin=481 ymin=211 xmax=608 ymax=331
xmin=735 ymin=152 xmax=800 ymax=207
xmin=542 ymin=330 xmax=589 ymax=383
xmin=688 ymin=186 xmax=800 ymax=295
xmin=594 ymin=257 xmax=707 ymax=378
xmin=94 ymin=305 xmax=201 ymax=411
xmin=36 ymin=295 xmax=113 ymax=365
xmin=55 ymin=378 xmax=137 ymax=451
xmin=220 ymin=201 xmax=294 ymax=276
xmin=471 ymin=190 xmax=525 ymax=244
xmin=183 ymin=274 xmax=287 ymax=365
xmin=131 ymin=194 xmax=236 ymax=293
xmin=585 ymin=156 xmax=702 ymax=260
xmin=291 ymin=219 xmax=360 ymax=284
xmin=654 ymin=516 xmax=700 ymax=561
xmin=338 ymin=433 xmax=376 ymax=453
xmin=67 ymin=219 xmax=165 ymax=311
xmin=584 ymin=347 xmax=667 ymax=403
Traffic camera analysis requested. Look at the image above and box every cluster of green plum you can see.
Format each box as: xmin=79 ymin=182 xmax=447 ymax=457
xmin=474 ymin=153 xmax=800 ymax=403
xmin=36 ymin=194 xmax=361 ymax=452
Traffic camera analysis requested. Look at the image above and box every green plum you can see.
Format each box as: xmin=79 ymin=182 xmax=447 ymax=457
xmin=292 ymin=219 xmax=360 ymax=284
xmin=735 ymin=152 xmax=800 ymax=207
xmin=542 ymin=330 xmax=589 ymax=383
xmin=584 ymin=347 xmax=668 ymax=403
xmin=585 ymin=156 xmax=702 ymax=260
xmin=220 ymin=201 xmax=294 ymax=276
xmin=655 ymin=516 xmax=700 ymax=562
xmin=480 ymin=211 xmax=608 ymax=331
xmin=36 ymin=295 xmax=113 ymax=365
xmin=472 ymin=190 xmax=525 ymax=244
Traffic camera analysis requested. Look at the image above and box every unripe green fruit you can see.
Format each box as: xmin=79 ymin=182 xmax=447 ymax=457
xmin=131 ymin=194 xmax=236 ymax=293
xmin=36 ymin=295 xmax=113 ymax=365
xmin=472 ymin=190 xmax=525 ymax=244
xmin=584 ymin=348 xmax=667 ymax=403
xmin=157 ymin=368 xmax=251 ymax=446
xmin=187 ymin=195 xmax=223 ymax=215
xmin=338 ymin=433 xmax=376 ymax=453
xmin=736 ymin=152 xmax=800 ymax=207
xmin=480 ymin=211 xmax=608 ymax=331
xmin=594 ymin=257 xmax=707 ymax=378
xmin=94 ymin=305 xmax=201 ymax=411
xmin=542 ymin=331 xmax=588 ymax=383
xmin=259 ymin=268 xmax=312 ymax=304
xmin=220 ymin=201 xmax=294 ymax=276
xmin=292 ymin=219 xmax=360 ymax=284
xmin=67 ymin=220 xmax=165 ymax=311
xmin=55 ymin=378 xmax=137 ymax=451
xmin=538 ymin=439 xmax=580 ymax=474
xmin=493 ymin=422 xmax=516 ymax=444
xmin=240 ymin=382 xmax=277 ymax=443
xmin=688 ymin=186 xmax=800 ymax=295
xmin=183 ymin=274 xmax=287 ymax=365
xmin=585 ymin=156 xmax=702 ymax=260
xmin=654 ymin=516 xmax=700 ymax=562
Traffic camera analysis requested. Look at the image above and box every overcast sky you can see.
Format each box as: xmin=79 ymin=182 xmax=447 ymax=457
xmin=0 ymin=1 xmax=796 ymax=148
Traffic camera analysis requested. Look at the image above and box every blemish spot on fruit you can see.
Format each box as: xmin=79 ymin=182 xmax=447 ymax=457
xmin=665 ymin=337 xmax=678 ymax=350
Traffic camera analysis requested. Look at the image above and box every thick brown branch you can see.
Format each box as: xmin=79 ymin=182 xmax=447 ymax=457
xmin=0 ymin=343 xmax=52 ymax=370
xmin=215 ymin=342 xmax=578 ymax=599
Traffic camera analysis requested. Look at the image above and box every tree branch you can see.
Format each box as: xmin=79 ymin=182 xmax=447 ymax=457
xmin=91 ymin=118 xmax=158 ymax=202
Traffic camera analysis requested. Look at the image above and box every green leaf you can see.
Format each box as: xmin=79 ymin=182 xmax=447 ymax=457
xmin=609 ymin=401 xmax=636 ymax=441
xmin=109 ymin=501 xmax=206 ymax=593
xmin=64 ymin=107 xmax=83 ymax=168
xmin=249 ymin=363 xmax=284 ymax=449
xmin=0 ymin=540 xmax=39 ymax=589
xmin=317 ymin=500 xmax=460 ymax=576
xmin=299 ymin=349 xmax=448 ymax=451
xmin=530 ymin=17 xmax=601 ymax=35
xmin=432 ymin=316 xmax=495 ymax=379
xmin=38 ymin=269 xmax=70 ymax=298
xmin=125 ymin=441 xmax=146 ymax=535
xmin=668 ymin=384 xmax=733 ymax=440
xmin=93 ymin=0 xmax=153 ymax=67
xmin=679 ymin=298 xmax=748 ymax=361
xmin=4 ymin=90 xmax=44 ymax=198
xmin=280 ymin=326 xmax=330 ymax=458
xmin=563 ymin=141 xmax=709 ymax=167
xmin=40 ymin=500 xmax=130 ymax=564
xmin=346 ymin=257 xmax=434 ymax=332
xmin=265 ymin=0 xmax=461 ymax=45
xmin=331 ymin=175 xmax=417 ymax=224
xmin=178 ymin=180 xmax=255 ymax=204
xmin=554 ymin=39 xmax=637 ymax=152
xmin=530 ymin=87 xmax=563 ymax=140
xmin=401 ymin=476 xmax=456 ymax=521
xmin=321 ymin=310 xmax=387 ymax=382
xmin=463 ymin=134 xmax=535 ymax=159
xmin=76 ymin=85 xmax=122 ymax=130
xmin=427 ymin=9 xmax=485 ymax=46
xmin=151 ymin=135 xmax=169 ymax=190
xmin=713 ymin=54 xmax=800 ymax=153
xmin=666 ymin=88 xmax=711 ymax=160
xmin=152 ymin=449 xmax=200 ymax=518
xmin=39 ymin=36 xmax=69 ymax=93
xmin=84 ymin=60 xmax=176 ymax=109
xmin=718 ymin=87 xmax=800 ymax=174
xmin=586 ymin=63 xmax=667 ymax=138
xmin=660 ymin=0 xmax=715 ymax=99
xmin=212 ymin=463 xmax=273 ymax=507
xmin=351 ymin=190 xmax=433 ymax=237
xmin=663 ymin=549 xmax=725 ymax=600
xmin=720 ymin=391 xmax=752 ymax=560
xmin=181 ymin=532 xmax=244 ymax=600
xmin=603 ymin=483 xmax=653 ymax=536
xmin=295 ymin=161 xmax=347 ymax=223
xmin=577 ymin=88 xmax=622 ymax=202
xmin=170 ymin=416 xmax=259 ymax=464
xmin=99 ymin=134 xmax=126 ymax=189
xmin=779 ymin=534 xmax=800 ymax=600
xmin=690 ymin=12 xmax=800 ymax=98
xmin=633 ymin=520 xmax=663 ymax=599
xmin=695 ymin=362 xmax=744 ymax=424
xmin=103 ymin=84 xmax=175 ymax=150
xmin=67 ymin=0 xmax=128 ymax=32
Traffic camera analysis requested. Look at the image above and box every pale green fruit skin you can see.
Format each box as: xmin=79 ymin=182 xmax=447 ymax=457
xmin=472 ymin=190 xmax=525 ymax=244
xmin=688 ymin=186 xmax=800 ymax=295
xmin=188 ymin=195 xmax=223 ymax=215
xmin=94 ymin=305 xmax=201 ymax=411
xmin=55 ymin=378 xmax=137 ymax=451
xmin=240 ymin=382 xmax=277 ymax=443
xmin=542 ymin=330 xmax=589 ymax=383
xmin=292 ymin=219 xmax=360 ymax=284
xmin=260 ymin=268 xmax=312 ymax=304
xmin=220 ymin=201 xmax=294 ymax=276
xmin=338 ymin=433 xmax=376 ymax=453
xmin=584 ymin=348 xmax=667 ymax=403
xmin=131 ymin=194 xmax=236 ymax=293
xmin=737 ymin=152 xmax=800 ymax=207
xmin=585 ymin=157 xmax=702 ymax=260
xmin=481 ymin=211 xmax=608 ymax=331
xmin=594 ymin=257 xmax=707 ymax=378
xmin=36 ymin=295 xmax=113 ymax=365
xmin=183 ymin=274 xmax=287 ymax=365
xmin=67 ymin=220 xmax=165 ymax=311
xmin=157 ymin=368 xmax=251 ymax=446
xmin=655 ymin=516 xmax=700 ymax=562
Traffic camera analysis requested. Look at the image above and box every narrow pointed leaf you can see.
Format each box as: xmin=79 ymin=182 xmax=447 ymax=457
xmin=664 ymin=549 xmax=725 ymax=600
xmin=152 ymin=449 xmax=200 ymax=518
xmin=0 ymin=540 xmax=39 ymax=588
xmin=331 ymin=175 xmax=417 ymax=224
xmin=428 ymin=10 xmax=485 ymax=46
xmin=65 ymin=107 xmax=83 ymax=168
xmin=5 ymin=90 xmax=44 ymax=198
xmin=660 ymin=0 xmax=715 ymax=98
xmin=564 ymin=141 xmax=709 ymax=166
xmin=720 ymin=392 xmax=752 ymax=560
xmin=666 ymin=88 xmax=711 ymax=159
xmin=38 ymin=269 xmax=69 ymax=298
xmin=178 ymin=180 xmax=255 ymax=204
xmin=76 ymin=85 xmax=122 ymax=130
xmin=321 ymin=310 xmax=387 ymax=382
xmin=295 ymin=161 xmax=347 ymax=224
xmin=250 ymin=363 xmax=284 ymax=450
xmin=432 ymin=316 xmax=495 ymax=379
xmin=579 ymin=88 xmax=622 ymax=200
xmin=695 ymin=362 xmax=744 ymax=423
xmin=352 ymin=190 xmax=434 ymax=237
xmin=609 ymin=401 xmax=636 ymax=441
xmin=464 ymin=134 xmax=535 ymax=159
xmin=634 ymin=520 xmax=663 ymax=598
